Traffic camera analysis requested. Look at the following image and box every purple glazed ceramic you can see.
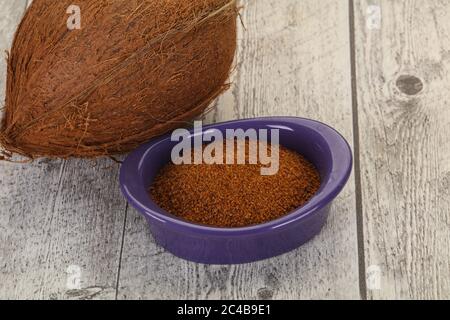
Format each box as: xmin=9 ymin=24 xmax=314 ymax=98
xmin=119 ymin=117 xmax=352 ymax=264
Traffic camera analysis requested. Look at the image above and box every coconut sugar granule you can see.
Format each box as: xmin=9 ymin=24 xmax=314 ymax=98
xmin=150 ymin=141 xmax=321 ymax=228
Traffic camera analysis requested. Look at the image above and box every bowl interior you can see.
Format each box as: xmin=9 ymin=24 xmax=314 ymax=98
xmin=141 ymin=124 xmax=332 ymax=192
xmin=120 ymin=117 xmax=352 ymax=231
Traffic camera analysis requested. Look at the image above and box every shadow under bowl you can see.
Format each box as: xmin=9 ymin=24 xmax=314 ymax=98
xmin=119 ymin=117 xmax=353 ymax=264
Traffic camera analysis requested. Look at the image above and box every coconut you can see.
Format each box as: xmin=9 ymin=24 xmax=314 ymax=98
xmin=0 ymin=0 xmax=237 ymax=160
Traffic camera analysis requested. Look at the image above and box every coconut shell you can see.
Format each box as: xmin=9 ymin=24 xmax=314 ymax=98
xmin=0 ymin=0 xmax=237 ymax=159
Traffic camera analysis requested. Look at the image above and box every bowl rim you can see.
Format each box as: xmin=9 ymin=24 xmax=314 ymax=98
xmin=119 ymin=116 xmax=353 ymax=236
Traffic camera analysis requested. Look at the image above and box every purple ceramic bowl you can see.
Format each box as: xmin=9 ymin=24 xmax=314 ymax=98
xmin=119 ymin=117 xmax=352 ymax=264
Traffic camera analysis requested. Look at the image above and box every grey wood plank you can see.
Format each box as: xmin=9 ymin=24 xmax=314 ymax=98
xmin=117 ymin=0 xmax=360 ymax=300
xmin=354 ymin=0 xmax=450 ymax=299
xmin=0 ymin=0 xmax=127 ymax=299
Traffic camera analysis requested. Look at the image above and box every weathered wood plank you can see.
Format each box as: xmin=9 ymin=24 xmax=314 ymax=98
xmin=0 ymin=0 xmax=127 ymax=299
xmin=354 ymin=0 xmax=450 ymax=299
xmin=117 ymin=0 xmax=360 ymax=300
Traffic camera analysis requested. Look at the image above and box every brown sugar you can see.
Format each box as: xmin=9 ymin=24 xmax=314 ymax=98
xmin=149 ymin=140 xmax=321 ymax=228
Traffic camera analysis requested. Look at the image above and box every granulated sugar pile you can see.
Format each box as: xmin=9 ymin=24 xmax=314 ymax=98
xmin=150 ymin=141 xmax=321 ymax=228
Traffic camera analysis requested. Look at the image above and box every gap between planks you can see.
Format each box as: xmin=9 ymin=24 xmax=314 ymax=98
xmin=348 ymin=0 xmax=368 ymax=300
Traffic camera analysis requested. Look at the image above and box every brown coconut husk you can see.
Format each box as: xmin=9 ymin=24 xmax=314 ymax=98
xmin=0 ymin=0 xmax=238 ymax=160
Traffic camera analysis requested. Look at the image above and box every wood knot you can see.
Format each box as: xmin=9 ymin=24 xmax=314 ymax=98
xmin=396 ymin=75 xmax=424 ymax=95
xmin=257 ymin=287 xmax=274 ymax=300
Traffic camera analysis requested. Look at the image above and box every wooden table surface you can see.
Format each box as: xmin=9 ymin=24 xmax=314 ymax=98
xmin=0 ymin=0 xmax=449 ymax=300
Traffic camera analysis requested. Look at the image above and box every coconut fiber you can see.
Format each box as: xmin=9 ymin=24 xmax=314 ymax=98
xmin=0 ymin=0 xmax=237 ymax=160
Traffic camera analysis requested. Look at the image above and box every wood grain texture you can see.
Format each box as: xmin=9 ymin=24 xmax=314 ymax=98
xmin=0 ymin=0 xmax=126 ymax=299
xmin=117 ymin=0 xmax=360 ymax=300
xmin=0 ymin=159 xmax=127 ymax=299
xmin=354 ymin=0 xmax=450 ymax=299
